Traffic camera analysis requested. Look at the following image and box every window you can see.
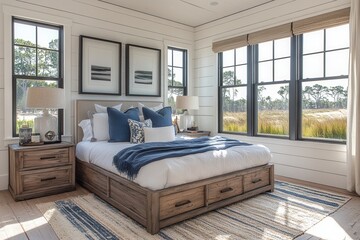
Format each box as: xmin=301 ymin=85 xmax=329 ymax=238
xmin=256 ymin=38 xmax=290 ymax=136
xmin=219 ymin=47 xmax=248 ymax=133
xmin=12 ymin=18 xmax=63 ymax=136
xmin=218 ymin=23 xmax=348 ymax=142
xmin=168 ymin=47 xmax=187 ymax=112
xmin=300 ymin=24 xmax=349 ymax=140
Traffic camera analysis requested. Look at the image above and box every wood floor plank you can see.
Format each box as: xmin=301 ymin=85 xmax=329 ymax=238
xmin=0 ymin=190 xmax=16 ymax=205
xmin=0 ymin=179 xmax=359 ymax=240
xmin=9 ymin=200 xmax=58 ymax=240
xmin=0 ymin=203 xmax=28 ymax=240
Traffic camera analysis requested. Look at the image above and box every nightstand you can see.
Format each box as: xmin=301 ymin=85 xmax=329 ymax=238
xmin=8 ymin=142 xmax=76 ymax=201
xmin=177 ymin=131 xmax=211 ymax=138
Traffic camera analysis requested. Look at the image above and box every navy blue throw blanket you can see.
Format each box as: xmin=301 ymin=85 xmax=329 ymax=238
xmin=113 ymin=136 xmax=252 ymax=179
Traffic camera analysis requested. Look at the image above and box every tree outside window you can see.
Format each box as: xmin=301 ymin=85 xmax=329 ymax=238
xmin=218 ymin=23 xmax=349 ymax=142
xmin=168 ymin=47 xmax=187 ymax=113
xmin=12 ymin=18 xmax=63 ymax=136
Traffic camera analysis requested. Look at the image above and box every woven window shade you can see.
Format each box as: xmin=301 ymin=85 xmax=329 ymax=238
xmin=247 ymin=23 xmax=292 ymax=45
xmin=293 ymin=8 xmax=350 ymax=35
xmin=212 ymin=35 xmax=248 ymax=53
xmin=211 ymin=8 xmax=349 ymax=53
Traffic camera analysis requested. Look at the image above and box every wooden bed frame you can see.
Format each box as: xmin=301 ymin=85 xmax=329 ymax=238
xmin=75 ymin=100 xmax=275 ymax=234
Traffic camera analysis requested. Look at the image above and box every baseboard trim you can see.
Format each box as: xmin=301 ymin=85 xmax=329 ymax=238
xmin=0 ymin=174 xmax=8 ymax=191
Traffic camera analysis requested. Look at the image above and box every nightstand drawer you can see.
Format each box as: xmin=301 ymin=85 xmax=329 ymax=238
xmin=21 ymin=148 xmax=70 ymax=169
xmin=9 ymin=142 xmax=75 ymax=201
xmin=22 ymin=166 xmax=72 ymax=192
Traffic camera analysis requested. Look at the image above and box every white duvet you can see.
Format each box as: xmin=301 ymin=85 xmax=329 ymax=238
xmin=76 ymin=139 xmax=271 ymax=190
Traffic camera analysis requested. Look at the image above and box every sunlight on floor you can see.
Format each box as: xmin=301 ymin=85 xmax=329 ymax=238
xmin=44 ymin=208 xmax=56 ymax=220
xmin=0 ymin=222 xmax=27 ymax=238
xmin=215 ymin=234 xmax=231 ymax=240
xmin=307 ymin=217 xmax=353 ymax=240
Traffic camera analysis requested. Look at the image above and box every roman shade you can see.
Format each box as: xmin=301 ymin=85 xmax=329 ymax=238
xmin=248 ymin=23 xmax=292 ymax=45
xmin=212 ymin=35 xmax=248 ymax=53
xmin=212 ymin=8 xmax=350 ymax=53
xmin=292 ymin=8 xmax=350 ymax=35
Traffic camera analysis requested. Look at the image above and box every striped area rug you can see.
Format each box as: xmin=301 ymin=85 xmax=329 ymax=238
xmin=36 ymin=181 xmax=350 ymax=240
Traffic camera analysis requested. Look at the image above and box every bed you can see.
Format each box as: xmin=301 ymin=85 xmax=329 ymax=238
xmin=75 ymin=100 xmax=274 ymax=234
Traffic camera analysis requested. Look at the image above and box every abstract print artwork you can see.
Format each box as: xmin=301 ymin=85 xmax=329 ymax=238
xmin=80 ymin=36 xmax=121 ymax=95
xmin=126 ymin=44 xmax=161 ymax=97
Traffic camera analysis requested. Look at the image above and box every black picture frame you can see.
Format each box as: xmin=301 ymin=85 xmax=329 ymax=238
xmin=126 ymin=44 xmax=161 ymax=97
xmin=79 ymin=35 xmax=122 ymax=95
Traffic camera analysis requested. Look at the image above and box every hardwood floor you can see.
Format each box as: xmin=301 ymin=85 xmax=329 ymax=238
xmin=0 ymin=178 xmax=359 ymax=240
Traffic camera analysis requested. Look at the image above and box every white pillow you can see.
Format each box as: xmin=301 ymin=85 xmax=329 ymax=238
xmin=92 ymin=113 xmax=109 ymax=141
xmin=144 ymin=125 xmax=175 ymax=143
xmin=138 ymin=102 xmax=163 ymax=116
xmin=95 ymin=103 xmax=122 ymax=113
xmin=78 ymin=119 xmax=92 ymax=141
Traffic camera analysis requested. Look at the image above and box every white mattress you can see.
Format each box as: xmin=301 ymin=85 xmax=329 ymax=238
xmin=76 ymin=139 xmax=271 ymax=190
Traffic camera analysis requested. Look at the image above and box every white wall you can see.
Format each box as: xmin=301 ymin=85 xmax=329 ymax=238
xmin=193 ymin=0 xmax=350 ymax=189
xmin=0 ymin=0 xmax=352 ymax=191
xmin=0 ymin=0 xmax=194 ymax=190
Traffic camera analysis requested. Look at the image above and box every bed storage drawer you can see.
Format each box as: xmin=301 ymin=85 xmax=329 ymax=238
xmin=208 ymin=176 xmax=243 ymax=204
xmin=21 ymin=148 xmax=70 ymax=169
xmin=244 ymin=168 xmax=270 ymax=192
xmin=160 ymin=186 xmax=205 ymax=220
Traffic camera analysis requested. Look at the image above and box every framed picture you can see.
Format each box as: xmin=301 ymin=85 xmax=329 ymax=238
xmin=79 ymin=36 xmax=121 ymax=95
xmin=126 ymin=44 xmax=161 ymax=97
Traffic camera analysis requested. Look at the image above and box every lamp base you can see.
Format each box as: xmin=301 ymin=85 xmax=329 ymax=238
xmin=33 ymin=110 xmax=60 ymax=143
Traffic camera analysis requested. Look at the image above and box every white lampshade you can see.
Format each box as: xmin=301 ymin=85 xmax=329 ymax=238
xmin=176 ymin=96 xmax=199 ymax=110
xmin=25 ymin=87 xmax=64 ymax=143
xmin=26 ymin=87 xmax=65 ymax=109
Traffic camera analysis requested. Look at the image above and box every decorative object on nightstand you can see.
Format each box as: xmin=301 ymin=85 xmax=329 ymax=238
xmin=19 ymin=125 xmax=32 ymax=145
xmin=26 ymin=87 xmax=65 ymax=144
xmin=8 ymin=142 xmax=75 ymax=201
xmin=175 ymin=96 xmax=199 ymax=132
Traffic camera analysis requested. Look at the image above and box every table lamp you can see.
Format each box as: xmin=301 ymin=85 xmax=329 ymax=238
xmin=175 ymin=96 xmax=199 ymax=131
xmin=26 ymin=87 xmax=65 ymax=143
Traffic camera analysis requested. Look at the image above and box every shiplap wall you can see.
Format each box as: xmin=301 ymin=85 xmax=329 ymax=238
xmin=193 ymin=0 xmax=350 ymax=189
xmin=0 ymin=0 xmax=194 ymax=190
xmin=0 ymin=0 xmax=351 ymax=190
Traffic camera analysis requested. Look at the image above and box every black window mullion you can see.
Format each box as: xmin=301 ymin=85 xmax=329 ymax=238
xmin=218 ymin=53 xmax=223 ymax=133
xmin=247 ymin=45 xmax=254 ymax=136
xmin=272 ymin=41 xmax=275 ymax=82
xmin=289 ymin=35 xmax=298 ymax=140
xmin=183 ymin=49 xmax=187 ymax=95
xmin=35 ymin=25 xmax=38 ymax=77
xmin=233 ymin=50 xmax=236 ymax=85
xmin=253 ymin=45 xmax=259 ymax=136
xmin=323 ymin=29 xmax=326 ymax=78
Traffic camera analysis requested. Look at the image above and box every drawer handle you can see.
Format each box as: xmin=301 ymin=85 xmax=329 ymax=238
xmin=41 ymin=177 xmax=56 ymax=182
xmin=220 ymin=187 xmax=233 ymax=193
xmin=40 ymin=156 xmax=57 ymax=160
xmin=252 ymin=178 xmax=262 ymax=184
xmin=175 ymin=200 xmax=191 ymax=207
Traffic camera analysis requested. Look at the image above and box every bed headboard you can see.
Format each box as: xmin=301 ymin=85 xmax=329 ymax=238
xmin=75 ymin=99 xmax=163 ymax=143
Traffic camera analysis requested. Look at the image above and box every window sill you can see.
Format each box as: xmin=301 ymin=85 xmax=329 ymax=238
xmin=219 ymin=133 xmax=346 ymax=152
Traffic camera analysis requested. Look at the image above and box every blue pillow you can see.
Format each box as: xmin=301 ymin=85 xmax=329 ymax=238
xmin=143 ymin=106 xmax=172 ymax=127
xmin=107 ymin=107 xmax=140 ymax=142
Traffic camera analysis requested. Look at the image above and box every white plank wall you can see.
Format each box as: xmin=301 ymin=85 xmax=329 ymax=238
xmin=0 ymin=0 xmax=194 ymax=190
xmin=0 ymin=0 xmax=351 ymax=190
xmin=194 ymin=0 xmax=350 ymax=189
